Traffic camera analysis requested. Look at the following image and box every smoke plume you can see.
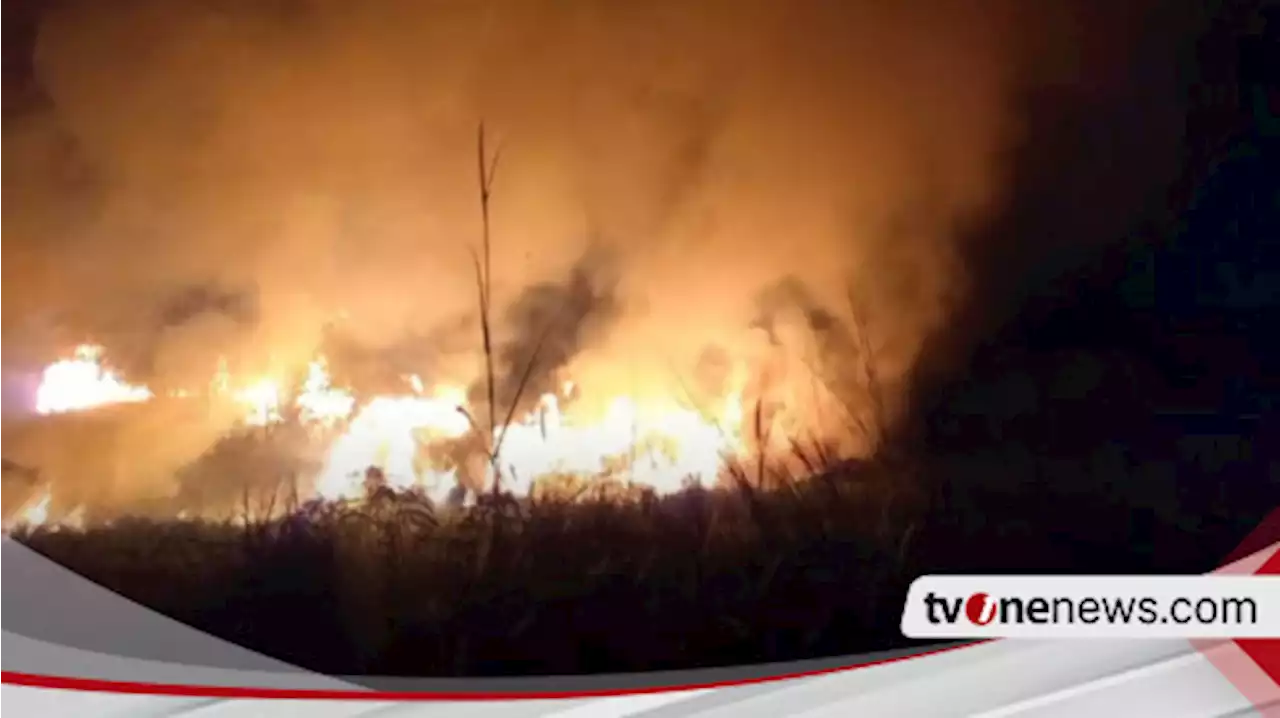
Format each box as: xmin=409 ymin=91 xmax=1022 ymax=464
xmin=2 ymin=0 xmax=1180 ymax=501
xmin=472 ymin=246 xmax=622 ymax=421
xmin=3 ymin=0 xmax=1038 ymax=374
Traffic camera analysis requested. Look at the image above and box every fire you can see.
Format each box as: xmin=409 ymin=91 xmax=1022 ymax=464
xmin=30 ymin=343 xmax=771 ymax=515
xmin=35 ymin=345 xmax=153 ymax=415
xmin=489 ymin=392 xmax=745 ymax=496
xmin=15 ymin=488 xmax=51 ymax=527
xmin=3 ymin=486 xmax=85 ymax=533
xmin=224 ymin=358 xmax=355 ymax=429
xmin=308 ymin=372 xmax=749 ymax=501
xmin=296 ymin=358 xmax=356 ymax=426
xmin=233 ymin=378 xmax=283 ymax=426
xmin=315 ymin=386 xmax=470 ymax=501
xmin=32 ymin=345 xmax=307 ymax=428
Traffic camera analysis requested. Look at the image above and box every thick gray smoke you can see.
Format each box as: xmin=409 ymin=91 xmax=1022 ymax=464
xmin=470 ymin=246 xmax=622 ymax=421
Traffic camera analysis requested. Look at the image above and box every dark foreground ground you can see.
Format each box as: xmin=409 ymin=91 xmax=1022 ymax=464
xmin=17 ymin=467 xmax=926 ymax=676
xmin=14 ymin=430 xmax=1275 ymax=678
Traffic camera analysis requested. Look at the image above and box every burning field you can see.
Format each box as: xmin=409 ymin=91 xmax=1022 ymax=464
xmin=6 ymin=0 xmax=1257 ymax=678
xmin=3 ymin=291 xmax=889 ymax=529
xmin=3 ymin=326 xmax=923 ymax=677
xmin=2 ymin=0 xmax=1035 ymax=531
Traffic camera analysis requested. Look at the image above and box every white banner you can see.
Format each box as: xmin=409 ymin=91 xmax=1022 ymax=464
xmin=901 ymin=575 xmax=1280 ymax=639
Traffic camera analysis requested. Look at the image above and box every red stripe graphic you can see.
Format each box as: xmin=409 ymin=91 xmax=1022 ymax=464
xmin=1191 ymin=508 xmax=1280 ymax=714
xmin=0 ymin=642 xmax=978 ymax=700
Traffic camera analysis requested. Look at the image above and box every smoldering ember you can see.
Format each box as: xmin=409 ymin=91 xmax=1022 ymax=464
xmin=2 ymin=0 xmax=1276 ymax=676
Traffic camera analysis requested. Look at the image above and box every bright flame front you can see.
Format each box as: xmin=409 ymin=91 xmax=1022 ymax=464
xmin=30 ymin=344 xmax=766 ymax=514
xmin=35 ymin=345 xmax=153 ymax=415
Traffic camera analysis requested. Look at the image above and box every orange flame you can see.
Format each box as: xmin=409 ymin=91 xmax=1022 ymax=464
xmin=32 ymin=345 xmax=770 ymax=511
xmin=313 ymin=379 xmax=747 ymax=501
xmin=35 ymin=345 xmax=153 ymax=415
xmin=16 ymin=488 xmax=51 ymax=527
